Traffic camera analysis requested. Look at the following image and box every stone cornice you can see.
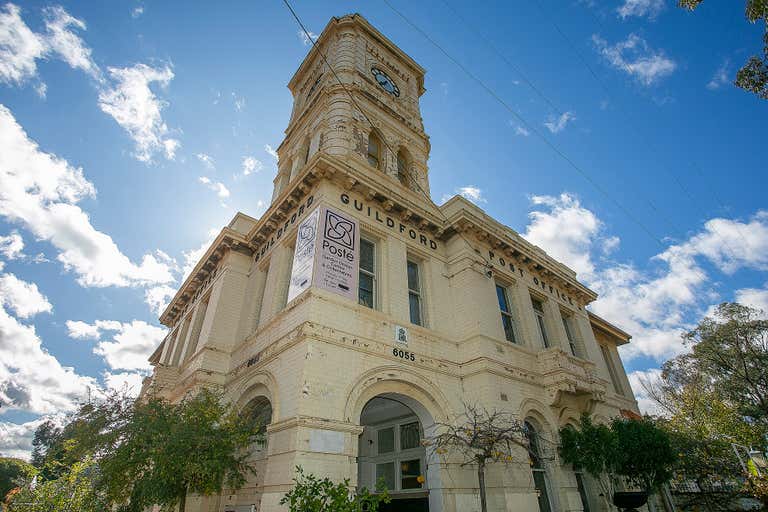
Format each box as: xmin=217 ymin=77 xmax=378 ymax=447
xmin=439 ymin=196 xmax=598 ymax=304
xmin=159 ymin=227 xmax=253 ymax=326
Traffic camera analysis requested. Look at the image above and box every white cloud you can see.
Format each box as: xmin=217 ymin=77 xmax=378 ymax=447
xmin=0 ymin=4 xmax=100 ymax=90
xmin=0 ymin=416 xmax=63 ymax=460
xmin=617 ymin=0 xmax=665 ymax=19
xmin=0 ymin=3 xmax=46 ymax=86
xmin=734 ymin=285 xmax=768 ymax=314
xmin=441 ymin=186 xmax=486 ymax=205
xmin=103 ymin=371 xmax=145 ymax=396
xmin=593 ymin=33 xmax=676 ymax=86
xmin=198 ymin=176 xmax=230 ymax=198
xmin=706 ymin=59 xmax=730 ymax=90
xmin=298 ymin=29 xmax=319 ymax=45
xmin=524 ymin=193 xmax=602 ymax=278
xmin=232 ymin=92 xmax=245 ymax=112
xmin=67 ymin=319 xmax=166 ymax=371
xmin=242 ymin=156 xmax=262 ymax=176
xmin=0 ymin=272 xmax=52 ymax=318
xmin=131 ymin=6 xmax=144 ymax=18
xmin=544 ymin=111 xmax=576 ymax=134
xmin=512 ymin=124 xmax=530 ymax=137
xmin=0 ymin=282 xmax=97 ymax=415
xmin=144 ymin=284 xmax=176 ymax=316
xmin=264 ymin=144 xmax=278 ymax=161
xmin=42 ymin=5 xmax=100 ymax=80
xmin=0 ymin=231 xmax=24 ymax=260
xmin=196 ymin=152 xmax=215 ymax=169
xmin=521 ymin=194 xmax=768 ymax=363
xmin=0 ymin=104 xmax=175 ymax=287
xmin=98 ymin=63 xmax=179 ymax=163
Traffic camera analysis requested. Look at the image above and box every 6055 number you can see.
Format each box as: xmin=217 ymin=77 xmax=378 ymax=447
xmin=393 ymin=348 xmax=415 ymax=361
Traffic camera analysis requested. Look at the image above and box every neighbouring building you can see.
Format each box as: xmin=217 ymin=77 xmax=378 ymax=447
xmin=142 ymin=13 xmax=640 ymax=512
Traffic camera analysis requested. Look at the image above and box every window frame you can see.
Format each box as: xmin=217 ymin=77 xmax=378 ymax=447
xmin=367 ymin=418 xmax=426 ymax=494
xmin=396 ymin=150 xmax=409 ymax=186
xmin=358 ymin=237 xmax=377 ymax=309
xmin=407 ymin=259 xmax=424 ymax=327
xmin=561 ymin=311 xmax=578 ymax=357
xmin=531 ymin=296 xmax=550 ymax=348
xmin=525 ymin=420 xmax=554 ymax=512
xmin=367 ymin=132 xmax=382 ymax=169
xmin=495 ymin=283 xmax=518 ymax=344
xmin=600 ymin=344 xmax=625 ymax=396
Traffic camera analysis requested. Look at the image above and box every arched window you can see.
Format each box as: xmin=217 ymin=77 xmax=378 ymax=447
xmin=367 ymin=132 xmax=382 ymax=169
xmin=301 ymin=138 xmax=311 ymax=166
xmin=396 ymin=150 xmax=409 ymax=187
xmin=526 ymin=420 xmax=553 ymax=512
xmin=244 ymin=396 xmax=273 ymax=444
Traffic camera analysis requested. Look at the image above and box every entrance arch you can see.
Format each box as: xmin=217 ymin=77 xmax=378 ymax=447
xmin=344 ymin=369 xmax=450 ymax=512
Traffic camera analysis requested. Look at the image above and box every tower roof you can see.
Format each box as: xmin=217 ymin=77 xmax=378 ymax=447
xmin=287 ymin=13 xmax=426 ymax=96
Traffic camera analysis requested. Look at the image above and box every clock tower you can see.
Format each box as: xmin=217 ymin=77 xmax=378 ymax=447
xmin=271 ymin=14 xmax=431 ymax=205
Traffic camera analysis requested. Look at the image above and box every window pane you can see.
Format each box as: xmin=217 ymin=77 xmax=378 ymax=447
xmin=358 ymin=287 xmax=374 ymax=309
xmin=407 ymin=261 xmax=420 ymax=291
xmin=400 ymin=422 xmax=420 ymax=450
xmin=367 ymin=137 xmax=380 ymax=168
xmin=576 ymin=472 xmax=591 ymax=512
xmin=360 ymin=239 xmax=374 ymax=272
xmin=533 ymin=470 xmax=552 ymax=512
xmin=502 ymin=315 xmax=517 ymax=343
xmin=496 ymin=285 xmax=509 ymax=313
xmin=400 ymin=459 xmax=422 ymax=490
xmin=538 ymin=316 xmax=549 ymax=348
xmin=532 ymin=298 xmax=544 ymax=313
xmin=409 ymin=292 xmax=422 ymax=326
xmin=378 ymin=427 xmax=394 ymax=454
xmin=376 ymin=462 xmax=395 ymax=490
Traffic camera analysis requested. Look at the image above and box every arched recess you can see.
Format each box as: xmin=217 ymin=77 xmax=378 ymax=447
xmin=396 ymin=147 xmax=412 ymax=188
xmin=366 ymin=129 xmax=384 ymax=170
xmin=344 ymin=367 xmax=452 ymax=512
xmin=230 ymin=370 xmax=280 ymax=422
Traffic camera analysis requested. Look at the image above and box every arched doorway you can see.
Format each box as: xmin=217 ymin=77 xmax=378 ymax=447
xmin=358 ymin=393 xmax=436 ymax=512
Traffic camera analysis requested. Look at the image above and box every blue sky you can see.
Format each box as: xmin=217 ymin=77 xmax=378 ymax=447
xmin=0 ymin=0 xmax=766 ymax=458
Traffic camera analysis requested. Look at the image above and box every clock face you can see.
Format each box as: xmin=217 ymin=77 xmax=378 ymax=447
xmin=371 ymin=67 xmax=400 ymax=97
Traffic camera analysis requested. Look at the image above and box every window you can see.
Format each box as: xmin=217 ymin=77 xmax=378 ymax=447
xmin=601 ymin=345 xmax=625 ymax=395
xmin=575 ymin=471 xmax=591 ymax=512
xmin=367 ymin=132 xmax=381 ymax=168
xmin=407 ymin=260 xmax=423 ymax=326
xmin=532 ymin=298 xmax=550 ymax=348
xmin=397 ymin=150 xmax=409 ymax=186
xmin=359 ymin=239 xmax=376 ymax=308
xmin=367 ymin=420 xmax=425 ymax=493
xmin=302 ymin=140 xmax=310 ymax=165
xmin=496 ymin=284 xmax=518 ymax=343
xmin=562 ymin=313 xmax=578 ymax=357
xmin=526 ymin=421 xmax=553 ymax=512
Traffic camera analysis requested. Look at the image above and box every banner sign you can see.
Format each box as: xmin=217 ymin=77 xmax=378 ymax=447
xmin=286 ymin=205 xmax=359 ymax=303
xmin=287 ymin=207 xmax=320 ymax=303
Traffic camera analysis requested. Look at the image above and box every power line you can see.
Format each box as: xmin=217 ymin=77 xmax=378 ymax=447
xmin=381 ymin=0 xmax=672 ymax=252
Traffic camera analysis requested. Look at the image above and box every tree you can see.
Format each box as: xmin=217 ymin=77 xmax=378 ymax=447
xmin=6 ymin=457 xmax=106 ymax=512
xmin=427 ymin=403 xmax=530 ymax=512
xmin=559 ymin=414 xmax=676 ymax=508
xmin=0 ymin=458 xmax=34 ymax=504
xmin=678 ymin=1 xmax=768 ymax=99
xmin=641 ymin=303 xmax=768 ymax=509
xmin=53 ymin=388 xmax=261 ymax=512
xmin=279 ymin=466 xmax=390 ymax=512
xmin=30 ymin=421 xmax=60 ymax=470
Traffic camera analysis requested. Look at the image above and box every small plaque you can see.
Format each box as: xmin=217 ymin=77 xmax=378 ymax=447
xmin=394 ymin=325 xmax=408 ymax=345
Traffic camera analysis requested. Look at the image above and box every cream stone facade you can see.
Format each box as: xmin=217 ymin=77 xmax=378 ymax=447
xmin=142 ymin=13 xmax=640 ymax=512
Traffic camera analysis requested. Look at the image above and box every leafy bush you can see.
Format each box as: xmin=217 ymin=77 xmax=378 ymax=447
xmin=280 ymin=466 xmax=390 ymax=512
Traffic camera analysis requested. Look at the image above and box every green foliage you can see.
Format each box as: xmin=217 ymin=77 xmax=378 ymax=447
xmin=678 ymin=1 xmax=768 ymax=99
xmin=559 ymin=414 xmax=675 ymax=503
xmin=280 ymin=466 xmax=390 ymax=512
xmin=34 ymin=388 xmax=262 ymax=512
xmin=7 ymin=457 xmax=106 ymax=512
xmin=0 ymin=458 xmax=34 ymax=503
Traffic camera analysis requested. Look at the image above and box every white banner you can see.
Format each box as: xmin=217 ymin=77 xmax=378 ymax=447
xmin=287 ymin=207 xmax=320 ymax=303
xmin=314 ymin=207 xmax=359 ymax=301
